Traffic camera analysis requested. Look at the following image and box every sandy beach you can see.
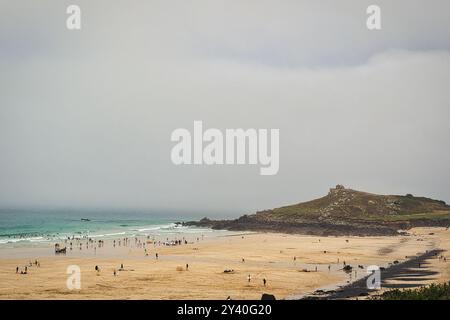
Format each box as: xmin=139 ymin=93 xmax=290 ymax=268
xmin=0 ymin=227 xmax=449 ymax=300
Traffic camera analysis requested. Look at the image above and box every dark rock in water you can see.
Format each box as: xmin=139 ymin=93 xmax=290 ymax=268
xmin=261 ymin=293 xmax=276 ymax=300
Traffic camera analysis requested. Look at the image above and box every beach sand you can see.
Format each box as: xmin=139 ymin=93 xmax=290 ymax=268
xmin=0 ymin=227 xmax=449 ymax=300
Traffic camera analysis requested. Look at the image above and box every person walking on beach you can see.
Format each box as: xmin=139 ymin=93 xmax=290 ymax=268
xmin=16 ymin=266 xmax=18 ymax=273
xmin=247 ymin=274 xmax=251 ymax=284
xmin=156 ymin=253 xmax=159 ymax=260
xmin=263 ymin=278 xmax=267 ymax=287
xmin=328 ymin=265 xmax=331 ymax=272
xmin=186 ymin=264 xmax=189 ymax=271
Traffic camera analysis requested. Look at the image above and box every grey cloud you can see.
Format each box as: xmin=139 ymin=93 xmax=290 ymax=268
xmin=0 ymin=1 xmax=449 ymax=214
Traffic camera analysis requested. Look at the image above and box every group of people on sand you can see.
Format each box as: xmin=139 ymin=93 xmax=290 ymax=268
xmin=16 ymin=259 xmax=40 ymax=275
xmin=96 ymin=260 xmax=192 ymax=277
xmin=94 ymin=264 xmax=126 ymax=276
xmin=247 ymin=274 xmax=268 ymax=287
xmin=58 ymin=234 xmax=203 ymax=257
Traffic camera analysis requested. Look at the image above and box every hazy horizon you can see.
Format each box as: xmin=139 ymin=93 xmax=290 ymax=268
xmin=1 ymin=1 xmax=450 ymax=214
xmin=0 ymin=182 xmax=448 ymax=218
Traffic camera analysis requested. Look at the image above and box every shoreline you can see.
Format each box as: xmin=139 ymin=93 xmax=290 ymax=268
xmin=184 ymin=217 xmax=450 ymax=237
xmin=301 ymin=249 xmax=445 ymax=299
xmin=0 ymin=227 xmax=449 ymax=299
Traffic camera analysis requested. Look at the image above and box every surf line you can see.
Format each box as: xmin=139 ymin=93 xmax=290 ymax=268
xmin=170 ymin=121 xmax=279 ymax=175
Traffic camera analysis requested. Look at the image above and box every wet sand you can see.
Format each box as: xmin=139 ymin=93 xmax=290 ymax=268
xmin=0 ymin=227 xmax=449 ymax=299
xmin=305 ymin=249 xmax=446 ymax=299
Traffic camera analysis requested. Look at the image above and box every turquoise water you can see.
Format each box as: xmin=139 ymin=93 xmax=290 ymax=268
xmin=0 ymin=209 xmax=212 ymax=246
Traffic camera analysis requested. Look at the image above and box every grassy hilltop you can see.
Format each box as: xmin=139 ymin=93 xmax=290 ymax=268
xmin=186 ymin=185 xmax=450 ymax=236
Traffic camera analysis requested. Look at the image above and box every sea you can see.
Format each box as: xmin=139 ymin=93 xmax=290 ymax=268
xmin=0 ymin=208 xmax=229 ymax=248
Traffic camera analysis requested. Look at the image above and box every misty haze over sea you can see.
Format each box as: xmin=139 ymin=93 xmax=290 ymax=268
xmin=0 ymin=208 xmax=236 ymax=246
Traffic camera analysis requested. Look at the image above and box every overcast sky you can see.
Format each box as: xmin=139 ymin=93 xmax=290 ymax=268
xmin=1 ymin=0 xmax=450 ymax=216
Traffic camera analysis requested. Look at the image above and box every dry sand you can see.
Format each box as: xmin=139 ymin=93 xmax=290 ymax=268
xmin=0 ymin=227 xmax=449 ymax=299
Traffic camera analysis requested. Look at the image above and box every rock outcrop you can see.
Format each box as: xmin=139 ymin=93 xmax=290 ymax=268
xmin=184 ymin=186 xmax=450 ymax=236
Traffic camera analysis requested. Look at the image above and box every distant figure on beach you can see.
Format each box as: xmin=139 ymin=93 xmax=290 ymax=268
xmin=315 ymin=266 xmax=318 ymax=272
xmin=186 ymin=264 xmax=189 ymax=271
xmin=328 ymin=265 xmax=331 ymax=272
xmin=156 ymin=253 xmax=159 ymax=260
xmin=293 ymin=256 xmax=296 ymax=262
xmin=16 ymin=266 xmax=18 ymax=273
xmin=247 ymin=274 xmax=251 ymax=283
xmin=263 ymin=278 xmax=267 ymax=286
xmin=242 ymin=258 xmax=245 ymax=263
